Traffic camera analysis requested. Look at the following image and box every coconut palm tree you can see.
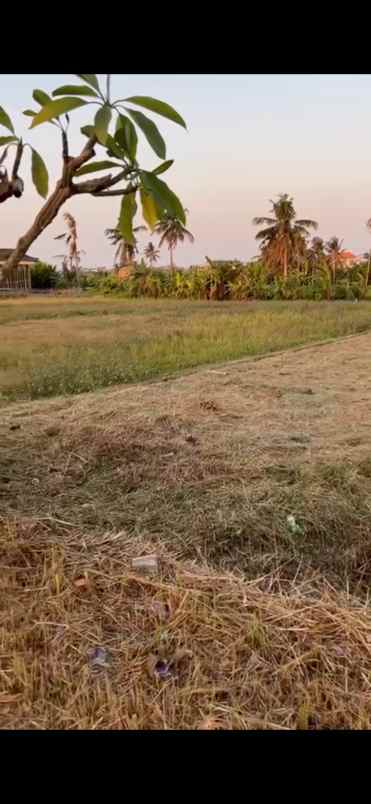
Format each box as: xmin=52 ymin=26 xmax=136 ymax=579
xmin=144 ymin=242 xmax=160 ymax=267
xmin=307 ymin=236 xmax=325 ymax=273
xmin=325 ymin=237 xmax=344 ymax=282
xmin=253 ymin=194 xmax=318 ymax=280
xmin=154 ymin=211 xmax=194 ymax=270
xmin=54 ymin=212 xmax=85 ymax=287
xmin=105 ymin=225 xmax=147 ymax=269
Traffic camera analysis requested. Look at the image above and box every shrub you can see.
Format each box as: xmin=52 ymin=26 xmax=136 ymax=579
xmin=95 ymin=260 xmax=368 ymax=302
xmin=31 ymin=262 xmax=58 ymax=289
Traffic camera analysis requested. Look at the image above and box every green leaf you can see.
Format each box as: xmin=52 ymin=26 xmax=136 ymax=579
xmin=94 ymin=105 xmax=112 ymax=145
xmin=115 ymin=114 xmax=138 ymax=160
xmin=81 ymin=124 xmax=95 ymax=138
xmin=140 ymin=189 xmax=159 ymax=230
xmin=118 ymin=193 xmax=137 ymax=245
xmin=140 ymin=172 xmax=185 ymax=223
xmin=75 ymin=160 xmax=122 ymax=177
xmin=23 ymin=109 xmax=37 ymax=117
xmin=104 ymin=134 xmax=127 ymax=161
xmin=125 ymin=108 xmax=166 ymax=159
xmin=33 ymin=89 xmax=52 ymax=106
xmin=31 ymin=148 xmax=49 ymax=198
xmin=153 ymin=160 xmax=174 ymax=176
xmin=0 ymin=135 xmax=17 ymax=145
xmin=76 ymin=74 xmax=100 ymax=92
xmin=0 ymin=106 xmax=14 ymax=134
xmin=52 ymin=84 xmax=98 ymax=98
xmin=30 ymin=98 xmax=88 ymax=128
xmin=124 ymin=96 xmax=186 ymax=129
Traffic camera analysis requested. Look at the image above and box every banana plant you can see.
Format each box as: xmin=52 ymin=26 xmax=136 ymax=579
xmin=3 ymin=74 xmax=187 ymax=276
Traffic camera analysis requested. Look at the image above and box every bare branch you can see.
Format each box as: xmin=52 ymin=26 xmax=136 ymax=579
xmin=92 ymin=186 xmax=138 ymax=197
xmin=62 ymin=130 xmax=69 ymax=161
xmin=73 ymin=168 xmax=131 ymax=196
xmin=12 ymin=141 xmax=24 ymax=179
xmin=69 ymin=136 xmax=97 ymax=172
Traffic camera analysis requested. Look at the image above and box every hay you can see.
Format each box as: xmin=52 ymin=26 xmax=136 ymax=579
xmin=1 ymin=518 xmax=371 ymax=730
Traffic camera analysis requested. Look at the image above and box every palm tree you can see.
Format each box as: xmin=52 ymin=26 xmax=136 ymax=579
xmin=144 ymin=242 xmax=160 ymax=267
xmin=154 ymin=211 xmax=194 ymax=270
xmin=325 ymin=237 xmax=343 ymax=283
xmin=253 ymin=194 xmax=318 ymax=280
xmin=54 ymin=212 xmax=85 ymax=287
xmin=105 ymin=225 xmax=147 ymax=269
xmin=307 ymin=236 xmax=325 ymax=273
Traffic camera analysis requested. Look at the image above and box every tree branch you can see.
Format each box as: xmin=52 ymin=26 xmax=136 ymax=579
xmin=69 ymin=136 xmax=97 ymax=172
xmin=72 ymin=167 xmax=132 ymax=195
xmin=12 ymin=142 xmax=24 ymax=179
xmin=92 ymin=186 xmax=137 ymax=197
xmin=62 ymin=130 xmax=69 ymax=161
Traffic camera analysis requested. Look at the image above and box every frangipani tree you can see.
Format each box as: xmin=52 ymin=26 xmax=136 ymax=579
xmin=2 ymin=74 xmax=187 ymax=276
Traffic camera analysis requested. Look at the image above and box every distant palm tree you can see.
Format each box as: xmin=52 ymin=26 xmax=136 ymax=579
xmin=144 ymin=242 xmax=160 ymax=267
xmin=307 ymin=236 xmax=325 ymax=272
xmin=154 ymin=211 xmax=194 ymax=270
xmin=253 ymin=194 xmax=318 ymax=280
xmin=105 ymin=225 xmax=147 ymax=269
xmin=54 ymin=212 xmax=85 ymax=286
xmin=325 ymin=237 xmax=344 ymax=282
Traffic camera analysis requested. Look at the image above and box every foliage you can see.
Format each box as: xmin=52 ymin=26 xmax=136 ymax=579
xmin=95 ymin=259 xmax=368 ymax=302
xmin=30 ymin=262 xmax=58 ymax=289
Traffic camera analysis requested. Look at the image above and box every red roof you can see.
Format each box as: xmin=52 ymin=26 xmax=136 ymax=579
xmin=340 ymin=251 xmax=356 ymax=260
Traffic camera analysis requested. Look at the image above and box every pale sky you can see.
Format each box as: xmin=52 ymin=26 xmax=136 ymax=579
xmin=1 ymin=74 xmax=371 ymax=268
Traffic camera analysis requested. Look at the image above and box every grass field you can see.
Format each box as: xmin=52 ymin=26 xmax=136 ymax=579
xmin=3 ymin=296 xmax=371 ymax=729
xmin=1 ymin=296 xmax=371 ymax=402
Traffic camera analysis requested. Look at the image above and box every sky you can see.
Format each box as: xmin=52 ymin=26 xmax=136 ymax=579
xmin=2 ymin=73 xmax=371 ymax=268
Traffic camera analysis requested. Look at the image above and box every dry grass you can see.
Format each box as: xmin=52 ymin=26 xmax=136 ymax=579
xmin=3 ymin=329 xmax=371 ymax=729
xmin=2 ymin=519 xmax=371 ymax=730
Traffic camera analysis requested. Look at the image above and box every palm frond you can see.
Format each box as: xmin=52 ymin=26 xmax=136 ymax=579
xmin=295 ymin=219 xmax=318 ymax=230
xmin=255 ymin=225 xmax=278 ymax=241
xmin=252 ymin=216 xmax=276 ymax=226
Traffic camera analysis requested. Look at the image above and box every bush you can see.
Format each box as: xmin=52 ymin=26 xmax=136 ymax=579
xmin=31 ymin=262 xmax=58 ymax=289
xmin=93 ymin=260 xmax=368 ymax=302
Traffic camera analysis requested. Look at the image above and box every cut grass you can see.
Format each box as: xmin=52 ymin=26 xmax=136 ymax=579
xmin=1 ymin=297 xmax=371 ymax=402
xmin=3 ymin=311 xmax=371 ymax=729
xmin=2 ymin=520 xmax=371 ymax=730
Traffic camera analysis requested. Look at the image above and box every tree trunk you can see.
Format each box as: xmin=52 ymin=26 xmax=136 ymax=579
xmin=366 ymin=251 xmax=371 ymax=290
xmin=283 ymin=246 xmax=288 ymax=281
xmin=170 ymin=245 xmax=174 ymax=272
xmin=3 ymin=181 xmax=72 ymax=275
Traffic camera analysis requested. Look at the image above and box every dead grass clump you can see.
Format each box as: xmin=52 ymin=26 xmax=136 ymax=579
xmin=2 ymin=518 xmax=371 ymax=730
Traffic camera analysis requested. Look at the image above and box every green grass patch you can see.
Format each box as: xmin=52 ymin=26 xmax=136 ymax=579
xmin=1 ymin=297 xmax=371 ymax=402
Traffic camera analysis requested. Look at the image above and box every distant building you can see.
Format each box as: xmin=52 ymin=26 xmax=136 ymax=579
xmin=338 ymin=251 xmax=363 ymax=268
xmin=0 ymin=248 xmax=39 ymax=290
